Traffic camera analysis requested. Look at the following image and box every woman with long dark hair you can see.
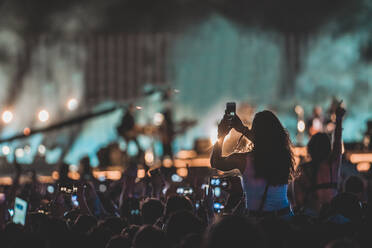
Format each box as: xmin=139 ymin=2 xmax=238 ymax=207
xmin=211 ymin=110 xmax=294 ymax=217
xmin=293 ymin=105 xmax=345 ymax=215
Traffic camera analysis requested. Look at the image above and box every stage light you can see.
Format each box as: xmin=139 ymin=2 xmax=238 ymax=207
xmin=2 ymin=110 xmax=13 ymax=124
xmin=349 ymin=153 xmax=372 ymax=164
xmin=23 ymin=127 xmax=31 ymax=136
xmin=136 ymin=106 xmax=142 ymax=110
xmin=38 ymin=110 xmax=50 ymax=122
xmin=153 ymin=113 xmax=164 ymax=126
xmin=66 ymin=98 xmax=78 ymax=111
xmin=1 ymin=146 xmax=10 ymax=155
xmin=15 ymin=148 xmax=24 ymax=158
xmin=297 ymin=120 xmax=305 ymax=133
xmin=357 ymin=162 xmax=371 ymax=172
xmin=176 ymin=150 xmax=197 ymax=159
xmin=106 ymin=171 xmax=122 ymax=180
xmin=38 ymin=144 xmax=46 ymax=155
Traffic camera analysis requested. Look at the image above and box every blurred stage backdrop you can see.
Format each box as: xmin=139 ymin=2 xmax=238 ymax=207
xmin=0 ymin=0 xmax=371 ymax=165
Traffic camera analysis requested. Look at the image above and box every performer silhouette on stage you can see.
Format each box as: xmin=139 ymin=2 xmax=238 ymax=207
xmin=117 ymin=104 xmax=142 ymax=154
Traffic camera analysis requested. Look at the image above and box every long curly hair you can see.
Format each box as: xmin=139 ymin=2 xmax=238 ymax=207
xmin=251 ymin=110 xmax=294 ymax=186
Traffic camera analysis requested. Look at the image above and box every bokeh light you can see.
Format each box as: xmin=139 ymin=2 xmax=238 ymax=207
xmin=15 ymin=148 xmax=24 ymax=158
xmin=2 ymin=110 xmax=13 ymax=124
xmin=1 ymin=146 xmax=10 ymax=155
xmin=153 ymin=113 xmax=164 ymax=126
xmin=297 ymin=120 xmax=305 ymax=133
xmin=24 ymin=145 xmax=31 ymax=154
xmin=23 ymin=127 xmax=31 ymax=136
xmin=38 ymin=144 xmax=46 ymax=155
xmin=38 ymin=110 xmax=50 ymax=122
xmin=67 ymin=98 xmax=79 ymax=111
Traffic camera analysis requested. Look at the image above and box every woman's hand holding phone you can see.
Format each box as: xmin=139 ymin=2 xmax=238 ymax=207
xmin=230 ymin=115 xmax=245 ymax=134
xmin=217 ymin=116 xmax=231 ymax=139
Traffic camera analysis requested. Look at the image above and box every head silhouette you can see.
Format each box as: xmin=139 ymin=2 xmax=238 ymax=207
xmin=204 ymin=215 xmax=263 ymax=248
xmin=141 ymin=198 xmax=164 ymax=225
xmin=307 ymin=132 xmax=331 ymax=163
xmin=251 ymin=110 xmax=294 ymax=185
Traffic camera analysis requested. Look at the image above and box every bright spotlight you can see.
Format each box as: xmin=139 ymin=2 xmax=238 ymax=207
xmin=38 ymin=144 xmax=46 ymax=155
xmin=297 ymin=120 xmax=305 ymax=133
xmin=38 ymin=110 xmax=50 ymax=122
xmin=15 ymin=148 xmax=24 ymax=158
xmin=1 ymin=146 xmax=10 ymax=155
xmin=2 ymin=110 xmax=13 ymax=124
xmin=67 ymin=98 xmax=78 ymax=111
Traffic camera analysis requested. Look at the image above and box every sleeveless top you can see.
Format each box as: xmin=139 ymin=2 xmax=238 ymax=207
xmin=241 ymin=156 xmax=289 ymax=211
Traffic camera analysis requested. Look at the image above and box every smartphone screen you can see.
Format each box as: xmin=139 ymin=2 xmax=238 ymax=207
xmin=176 ymin=187 xmax=193 ymax=196
xmin=71 ymin=195 xmax=79 ymax=207
xmin=13 ymin=197 xmax=28 ymax=225
xmin=59 ymin=184 xmax=78 ymax=194
xmin=226 ymin=102 xmax=236 ymax=117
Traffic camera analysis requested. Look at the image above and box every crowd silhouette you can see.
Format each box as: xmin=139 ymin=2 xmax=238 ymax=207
xmin=1 ymin=102 xmax=371 ymax=248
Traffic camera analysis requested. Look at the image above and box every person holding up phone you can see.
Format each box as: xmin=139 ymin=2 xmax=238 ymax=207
xmin=210 ymin=104 xmax=294 ymax=217
xmin=292 ymin=103 xmax=346 ymax=215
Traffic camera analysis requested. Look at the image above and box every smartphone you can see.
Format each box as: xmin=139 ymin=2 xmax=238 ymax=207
xmin=213 ymin=202 xmax=225 ymax=213
xmin=71 ymin=195 xmax=79 ymax=208
xmin=226 ymin=102 xmax=236 ymax=118
xmin=130 ymin=209 xmax=140 ymax=216
xmin=13 ymin=197 xmax=28 ymax=225
xmin=59 ymin=184 xmax=78 ymax=194
xmin=210 ymin=177 xmax=229 ymax=189
xmin=176 ymin=186 xmax=193 ymax=196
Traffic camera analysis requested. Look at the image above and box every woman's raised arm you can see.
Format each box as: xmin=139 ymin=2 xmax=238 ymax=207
xmin=210 ymin=116 xmax=246 ymax=173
